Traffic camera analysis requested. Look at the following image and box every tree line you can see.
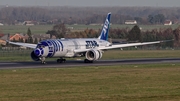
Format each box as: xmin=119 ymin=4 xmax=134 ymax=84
xmin=0 ymin=6 xmax=180 ymax=25
xmin=6 ymin=23 xmax=180 ymax=48
xmin=45 ymin=23 xmax=180 ymax=48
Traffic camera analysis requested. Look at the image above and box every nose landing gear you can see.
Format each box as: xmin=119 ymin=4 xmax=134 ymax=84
xmin=40 ymin=57 xmax=46 ymax=64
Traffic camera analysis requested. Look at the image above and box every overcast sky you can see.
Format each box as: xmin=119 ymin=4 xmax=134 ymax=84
xmin=0 ymin=0 xmax=180 ymax=7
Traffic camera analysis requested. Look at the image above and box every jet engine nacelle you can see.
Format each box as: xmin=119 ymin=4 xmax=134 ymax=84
xmin=85 ymin=49 xmax=102 ymax=61
xmin=31 ymin=51 xmax=40 ymax=61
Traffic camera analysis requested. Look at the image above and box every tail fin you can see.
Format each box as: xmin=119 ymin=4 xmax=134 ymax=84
xmin=98 ymin=12 xmax=111 ymax=41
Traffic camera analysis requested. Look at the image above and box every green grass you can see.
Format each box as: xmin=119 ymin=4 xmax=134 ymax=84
xmin=102 ymin=50 xmax=180 ymax=59
xmin=0 ymin=49 xmax=32 ymax=61
xmin=0 ymin=64 xmax=180 ymax=101
xmin=68 ymin=24 xmax=180 ymax=31
xmin=0 ymin=49 xmax=179 ymax=62
xmin=0 ymin=25 xmax=53 ymax=34
xmin=0 ymin=24 xmax=179 ymax=34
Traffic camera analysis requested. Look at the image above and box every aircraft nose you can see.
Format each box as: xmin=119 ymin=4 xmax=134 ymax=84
xmin=34 ymin=48 xmax=44 ymax=57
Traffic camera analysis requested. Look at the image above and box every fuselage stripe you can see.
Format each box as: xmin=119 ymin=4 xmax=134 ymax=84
xmin=50 ymin=40 xmax=56 ymax=57
xmin=58 ymin=40 xmax=63 ymax=51
xmin=51 ymin=40 xmax=56 ymax=52
xmin=55 ymin=40 xmax=61 ymax=51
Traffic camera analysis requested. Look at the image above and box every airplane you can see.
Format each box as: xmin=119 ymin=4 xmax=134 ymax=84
xmin=8 ymin=12 xmax=169 ymax=64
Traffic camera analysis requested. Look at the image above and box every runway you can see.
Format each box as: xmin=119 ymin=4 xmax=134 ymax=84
xmin=0 ymin=58 xmax=180 ymax=69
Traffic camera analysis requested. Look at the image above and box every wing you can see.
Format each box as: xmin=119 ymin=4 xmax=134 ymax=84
xmin=74 ymin=40 xmax=170 ymax=53
xmin=8 ymin=41 xmax=37 ymax=49
xmin=99 ymin=41 xmax=162 ymax=50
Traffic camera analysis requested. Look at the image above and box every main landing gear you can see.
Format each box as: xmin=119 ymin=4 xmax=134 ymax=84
xmin=40 ymin=58 xmax=92 ymax=64
xmin=57 ymin=58 xmax=66 ymax=63
xmin=84 ymin=59 xmax=93 ymax=63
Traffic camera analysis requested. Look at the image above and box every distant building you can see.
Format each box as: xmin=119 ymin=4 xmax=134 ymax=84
xmin=22 ymin=21 xmax=35 ymax=26
xmin=0 ymin=23 xmax=4 ymax=26
xmin=0 ymin=34 xmax=4 ymax=38
xmin=10 ymin=33 xmax=24 ymax=41
xmin=125 ymin=20 xmax=137 ymax=25
xmin=0 ymin=33 xmax=25 ymax=45
xmin=0 ymin=39 xmax=6 ymax=45
xmin=0 ymin=34 xmax=10 ymax=41
xmin=68 ymin=27 xmax=74 ymax=30
xmin=0 ymin=33 xmax=57 ymax=46
xmin=164 ymin=20 xmax=172 ymax=25
xmin=0 ymin=34 xmax=10 ymax=45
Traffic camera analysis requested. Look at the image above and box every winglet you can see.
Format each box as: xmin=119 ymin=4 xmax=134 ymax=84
xmin=98 ymin=12 xmax=111 ymax=41
xmin=160 ymin=39 xmax=174 ymax=43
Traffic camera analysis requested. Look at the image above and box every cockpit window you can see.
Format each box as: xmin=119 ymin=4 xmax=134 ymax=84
xmin=37 ymin=45 xmax=45 ymax=48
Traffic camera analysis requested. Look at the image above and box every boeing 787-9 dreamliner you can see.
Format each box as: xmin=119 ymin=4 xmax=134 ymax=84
xmin=8 ymin=13 xmax=168 ymax=64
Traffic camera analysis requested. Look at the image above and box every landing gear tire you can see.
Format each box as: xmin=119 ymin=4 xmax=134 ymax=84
xmin=41 ymin=61 xmax=46 ymax=64
xmin=40 ymin=57 xmax=46 ymax=64
xmin=57 ymin=59 xmax=66 ymax=63
xmin=63 ymin=59 xmax=66 ymax=63
xmin=84 ymin=59 xmax=93 ymax=63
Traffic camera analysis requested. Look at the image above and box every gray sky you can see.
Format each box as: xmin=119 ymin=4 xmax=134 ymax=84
xmin=0 ymin=0 xmax=180 ymax=7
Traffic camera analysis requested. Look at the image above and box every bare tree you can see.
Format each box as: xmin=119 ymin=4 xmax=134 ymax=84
xmin=27 ymin=28 xmax=33 ymax=43
xmin=127 ymin=25 xmax=142 ymax=42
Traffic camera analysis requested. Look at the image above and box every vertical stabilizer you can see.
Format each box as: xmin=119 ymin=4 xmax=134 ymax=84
xmin=98 ymin=12 xmax=111 ymax=41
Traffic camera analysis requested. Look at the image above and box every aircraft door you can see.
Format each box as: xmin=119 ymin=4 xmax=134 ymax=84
xmin=73 ymin=41 xmax=80 ymax=49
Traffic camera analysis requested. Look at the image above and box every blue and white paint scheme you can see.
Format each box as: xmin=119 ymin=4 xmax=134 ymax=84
xmin=98 ymin=12 xmax=111 ymax=41
xmin=8 ymin=12 xmax=166 ymax=64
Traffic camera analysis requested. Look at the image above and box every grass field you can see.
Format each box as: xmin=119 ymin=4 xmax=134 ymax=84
xmin=1 ymin=24 xmax=180 ymax=101
xmin=0 ymin=64 xmax=180 ymax=101
xmin=0 ymin=49 xmax=179 ymax=62
xmin=0 ymin=49 xmax=180 ymax=62
xmin=0 ymin=25 xmax=53 ymax=34
xmin=102 ymin=49 xmax=180 ymax=59
xmin=0 ymin=24 xmax=179 ymax=34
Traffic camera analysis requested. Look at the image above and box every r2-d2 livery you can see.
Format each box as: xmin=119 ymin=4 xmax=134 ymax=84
xmin=8 ymin=12 xmax=165 ymax=64
xmin=31 ymin=38 xmax=110 ymax=63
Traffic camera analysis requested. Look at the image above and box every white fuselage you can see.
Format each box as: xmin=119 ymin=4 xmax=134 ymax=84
xmin=37 ymin=38 xmax=111 ymax=58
